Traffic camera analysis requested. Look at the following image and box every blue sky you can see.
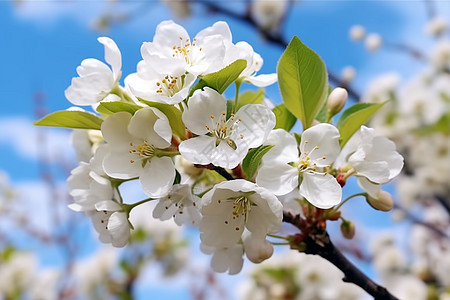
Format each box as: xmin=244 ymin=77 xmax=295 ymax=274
xmin=1 ymin=1 xmax=449 ymax=299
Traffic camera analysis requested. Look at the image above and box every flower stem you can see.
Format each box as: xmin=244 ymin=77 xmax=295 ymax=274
xmin=334 ymin=192 xmax=367 ymax=211
xmin=267 ymin=233 xmax=289 ymax=240
xmin=123 ymin=198 xmax=155 ymax=214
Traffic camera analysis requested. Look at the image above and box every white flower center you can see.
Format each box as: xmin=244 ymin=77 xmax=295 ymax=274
xmin=205 ymin=112 xmax=243 ymax=149
xmin=128 ymin=141 xmax=156 ymax=167
xmin=172 ymin=37 xmax=202 ymax=65
xmin=155 ymin=74 xmax=186 ymax=97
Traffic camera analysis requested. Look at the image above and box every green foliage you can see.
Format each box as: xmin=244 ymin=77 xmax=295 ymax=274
xmin=242 ymin=145 xmax=274 ymax=179
xmin=189 ymin=59 xmax=247 ymax=96
xmin=235 ymin=89 xmax=265 ymax=111
xmin=336 ymin=101 xmax=387 ymax=147
xmin=277 ymin=36 xmax=328 ymax=129
xmin=416 ymin=113 xmax=450 ymax=135
xmin=273 ymin=103 xmax=297 ymax=131
xmin=96 ymin=101 xmax=142 ymax=115
xmin=33 ymin=110 xmax=103 ymax=130
xmin=139 ymin=100 xmax=186 ymax=139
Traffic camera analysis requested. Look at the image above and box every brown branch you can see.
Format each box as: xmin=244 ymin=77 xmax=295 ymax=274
xmin=394 ymin=203 xmax=450 ymax=239
xmin=283 ymin=211 xmax=399 ymax=300
xmin=191 ymin=0 xmax=362 ymax=102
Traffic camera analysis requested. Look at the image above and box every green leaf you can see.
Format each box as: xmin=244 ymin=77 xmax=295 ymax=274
xmin=273 ymin=103 xmax=297 ymax=131
xmin=416 ymin=113 xmax=450 ymax=135
xmin=336 ymin=101 xmax=387 ymax=147
xmin=241 ymin=145 xmax=274 ymax=179
xmin=96 ymin=101 xmax=142 ymax=115
xmin=315 ymin=85 xmax=333 ymax=123
xmin=235 ymin=89 xmax=265 ymax=111
xmin=33 ymin=110 xmax=103 ymax=130
xmin=277 ymin=36 xmax=328 ymax=129
xmin=189 ymin=59 xmax=247 ymax=96
xmin=139 ymin=100 xmax=186 ymax=139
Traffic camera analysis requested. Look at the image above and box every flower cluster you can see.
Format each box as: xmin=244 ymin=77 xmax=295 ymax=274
xmin=37 ymin=20 xmax=404 ymax=274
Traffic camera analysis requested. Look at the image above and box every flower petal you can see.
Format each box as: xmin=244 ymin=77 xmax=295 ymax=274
xmin=179 ymin=135 xmax=217 ymax=166
xmin=139 ymin=156 xmax=175 ymax=198
xmin=300 ymin=173 xmax=342 ymax=209
xmin=98 ymin=37 xmax=122 ymax=80
xmin=234 ymin=104 xmax=276 ymax=148
xmin=300 ymin=123 xmax=340 ymax=167
xmin=183 ymin=87 xmax=227 ymax=136
xmin=256 ymin=163 xmax=298 ymax=196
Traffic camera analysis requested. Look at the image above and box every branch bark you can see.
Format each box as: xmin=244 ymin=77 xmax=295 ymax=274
xmin=283 ymin=211 xmax=399 ymax=300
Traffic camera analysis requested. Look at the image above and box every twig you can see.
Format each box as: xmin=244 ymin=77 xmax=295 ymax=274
xmin=283 ymin=211 xmax=399 ymax=300
xmin=393 ymin=203 xmax=450 ymax=239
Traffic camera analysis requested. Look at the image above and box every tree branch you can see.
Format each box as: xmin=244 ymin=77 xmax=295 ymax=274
xmin=283 ymin=211 xmax=399 ymax=300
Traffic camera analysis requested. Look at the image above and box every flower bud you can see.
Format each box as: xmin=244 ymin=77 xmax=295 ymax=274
xmin=340 ymin=220 xmax=355 ymax=239
xmin=349 ymin=25 xmax=366 ymax=41
xmin=367 ymin=190 xmax=394 ymax=212
xmin=425 ymin=16 xmax=448 ymax=36
xmin=244 ymin=235 xmax=274 ymax=263
xmin=341 ymin=66 xmax=356 ymax=83
xmin=327 ymin=87 xmax=348 ymax=115
xmin=365 ymin=33 xmax=383 ymax=52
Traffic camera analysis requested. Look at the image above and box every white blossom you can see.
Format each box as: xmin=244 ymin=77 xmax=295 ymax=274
xmin=199 ymin=179 xmax=282 ymax=248
xmin=179 ymin=87 xmax=275 ymax=169
xmin=65 ymin=37 xmax=122 ymax=106
xmin=257 ymin=125 xmax=342 ymax=209
xmin=101 ymin=108 xmax=175 ymax=198
xmin=349 ymin=25 xmax=366 ymax=41
xmin=153 ymin=183 xmax=201 ymax=226
xmin=425 ymin=16 xmax=448 ymax=36
xmin=335 ymin=126 xmax=403 ymax=197
xmin=365 ymin=33 xmax=383 ymax=52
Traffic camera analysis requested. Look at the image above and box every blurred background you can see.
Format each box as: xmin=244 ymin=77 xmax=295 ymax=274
xmin=1 ymin=1 xmax=450 ymax=299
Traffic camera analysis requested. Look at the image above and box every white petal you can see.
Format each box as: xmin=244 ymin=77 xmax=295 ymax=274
xmin=179 ymin=136 xmax=217 ymax=165
xmin=183 ymin=87 xmax=227 ymax=135
xmin=108 ymin=212 xmax=130 ymax=248
xmin=300 ymin=123 xmax=340 ymax=166
xmin=234 ymin=104 xmax=276 ymax=148
xmin=152 ymin=20 xmax=190 ymax=52
xmin=245 ymin=73 xmax=278 ymax=87
xmin=357 ymin=177 xmax=381 ymax=198
xmin=128 ymin=107 xmax=172 ymax=149
xmin=210 ymin=244 xmax=244 ymax=275
xmin=139 ymin=156 xmax=175 ymax=198
xmin=262 ymin=129 xmax=299 ymax=164
xmin=256 ymin=163 xmax=298 ymax=195
xmin=103 ymin=146 xmax=142 ymax=179
xmin=98 ymin=37 xmax=122 ymax=80
xmin=196 ymin=21 xmax=232 ymax=43
xmin=101 ymin=112 xmax=133 ymax=147
xmin=211 ymin=140 xmax=243 ymax=169
xmin=300 ymin=173 xmax=342 ymax=209
xmin=95 ymin=200 xmax=122 ymax=212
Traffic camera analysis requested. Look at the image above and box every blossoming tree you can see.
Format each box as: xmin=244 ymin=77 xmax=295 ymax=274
xmin=35 ymin=19 xmax=405 ymax=299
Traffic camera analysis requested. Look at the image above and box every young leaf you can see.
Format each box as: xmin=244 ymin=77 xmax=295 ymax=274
xmin=277 ymin=36 xmax=328 ymax=129
xmin=96 ymin=101 xmax=142 ymax=115
xmin=273 ymin=103 xmax=297 ymax=132
xmin=336 ymin=102 xmax=387 ymax=147
xmin=34 ymin=110 xmax=103 ymax=130
xmin=235 ymin=89 xmax=265 ymax=111
xmin=189 ymin=59 xmax=247 ymax=96
xmin=139 ymin=100 xmax=186 ymax=139
xmin=241 ymin=145 xmax=275 ymax=179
